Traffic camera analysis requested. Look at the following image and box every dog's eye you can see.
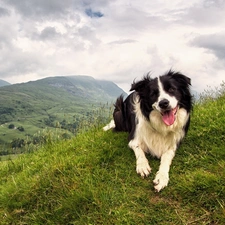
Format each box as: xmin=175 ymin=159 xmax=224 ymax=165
xmin=150 ymin=90 xmax=158 ymax=97
xmin=168 ymin=87 xmax=176 ymax=93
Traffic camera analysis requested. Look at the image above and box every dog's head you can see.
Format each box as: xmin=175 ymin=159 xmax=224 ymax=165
xmin=130 ymin=70 xmax=192 ymax=126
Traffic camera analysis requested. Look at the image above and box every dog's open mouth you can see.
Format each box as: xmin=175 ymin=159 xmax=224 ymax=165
xmin=161 ymin=106 xmax=178 ymax=126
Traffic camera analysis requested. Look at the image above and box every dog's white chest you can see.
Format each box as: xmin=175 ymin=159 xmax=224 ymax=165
xmin=135 ymin=108 xmax=189 ymax=158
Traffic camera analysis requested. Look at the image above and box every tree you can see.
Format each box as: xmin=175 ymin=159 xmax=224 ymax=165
xmin=17 ymin=126 xmax=25 ymax=132
xmin=8 ymin=124 xmax=15 ymax=129
xmin=11 ymin=138 xmax=25 ymax=148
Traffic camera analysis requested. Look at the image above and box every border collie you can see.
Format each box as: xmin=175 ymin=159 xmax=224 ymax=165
xmin=103 ymin=70 xmax=192 ymax=192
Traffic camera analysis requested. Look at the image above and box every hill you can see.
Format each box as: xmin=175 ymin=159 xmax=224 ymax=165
xmin=0 ymin=92 xmax=225 ymax=224
xmin=0 ymin=76 xmax=126 ymax=151
xmin=0 ymin=79 xmax=10 ymax=87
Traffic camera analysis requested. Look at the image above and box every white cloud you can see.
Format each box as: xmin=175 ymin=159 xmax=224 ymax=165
xmin=0 ymin=0 xmax=225 ymax=93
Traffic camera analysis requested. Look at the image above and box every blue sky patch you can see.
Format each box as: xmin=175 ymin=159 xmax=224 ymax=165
xmin=85 ymin=8 xmax=104 ymax=18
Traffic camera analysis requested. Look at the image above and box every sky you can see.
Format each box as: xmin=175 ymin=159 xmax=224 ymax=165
xmin=0 ymin=0 xmax=225 ymax=93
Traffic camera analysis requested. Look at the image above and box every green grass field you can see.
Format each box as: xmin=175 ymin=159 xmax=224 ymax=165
xmin=0 ymin=92 xmax=225 ymax=224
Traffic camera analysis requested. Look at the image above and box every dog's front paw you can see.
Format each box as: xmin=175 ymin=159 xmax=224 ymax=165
xmin=136 ymin=158 xmax=151 ymax=178
xmin=153 ymin=172 xmax=169 ymax=192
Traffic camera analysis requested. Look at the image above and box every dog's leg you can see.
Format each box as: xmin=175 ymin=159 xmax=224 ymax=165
xmin=103 ymin=120 xmax=115 ymax=131
xmin=153 ymin=150 xmax=175 ymax=192
xmin=129 ymin=140 xmax=151 ymax=177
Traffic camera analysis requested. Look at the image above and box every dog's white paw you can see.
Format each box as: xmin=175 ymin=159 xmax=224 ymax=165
xmin=136 ymin=158 xmax=151 ymax=177
xmin=103 ymin=120 xmax=115 ymax=131
xmin=153 ymin=171 xmax=169 ymax=192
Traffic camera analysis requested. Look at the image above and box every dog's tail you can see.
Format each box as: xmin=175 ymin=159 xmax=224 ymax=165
xmin=103 ymin=95 xmax=126 ymax=132
xmin=113 ymin=95 xmax=127 ymax=131
xmin=114 ymin=95 xmax=125 ymax=114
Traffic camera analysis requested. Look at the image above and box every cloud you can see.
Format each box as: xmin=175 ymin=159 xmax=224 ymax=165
xmin=174 ymin=0 xmax=225 ymax=27
xmin=191 ymin=32 xmax=225 ymax=59
xmin=0 ymin=7 xmax=10 ymax=17
xmin=35 ymin=27 xmax=60 ymax=40
xmin=108 ymin=39 xmax=137 ymax=45
xmin=6 ymin=0 xmax=72 ymax=19
xmin=0 ymin=0 xmax=225 ymax=93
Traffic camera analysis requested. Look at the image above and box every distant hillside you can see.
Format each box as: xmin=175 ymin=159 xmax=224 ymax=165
xmin=0 ymin=75 xmax=126 ymax=123
xmin=0 ymin=79 xmax=10 ymax=87
xmin=34 ymin=75 xmax=126 ymax=101
xmin=0 ymin=75 xmax=126 ymax=150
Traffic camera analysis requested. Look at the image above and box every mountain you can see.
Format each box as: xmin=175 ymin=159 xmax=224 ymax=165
xmin=33 ymin=75 xmax=126 ymax=101
xmin=0 ymin=75 xmax=126 ymax=122
xmin=190 ymin=87 xmax=200 ymax=101
xmin=0 ymin=79 xmax=10 ymax=87
xmin=0 ymin=75 xmax=126 ymax=149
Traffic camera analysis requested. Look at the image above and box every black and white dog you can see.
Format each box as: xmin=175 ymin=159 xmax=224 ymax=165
xmin=103 ymin=70 xmax=192 ymax=192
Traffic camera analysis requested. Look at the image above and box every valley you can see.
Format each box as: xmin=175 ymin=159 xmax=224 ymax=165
xmin=0 ymin=75 xmax=126 ymax=155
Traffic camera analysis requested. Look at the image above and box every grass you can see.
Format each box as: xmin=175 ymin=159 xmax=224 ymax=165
xmin=0 ymin=93 xmax=225 ymax=224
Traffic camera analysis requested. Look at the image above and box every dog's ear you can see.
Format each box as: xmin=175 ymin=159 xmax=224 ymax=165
xmin=130 ymin=76 xmax=152 ymax=92
xmin=130 ymin=80 xmax=146 ymax=92
xmin=168 ymin=70 xmax=191 ymax=86
xmin=174 ymin=74 xmax=191 ymax=86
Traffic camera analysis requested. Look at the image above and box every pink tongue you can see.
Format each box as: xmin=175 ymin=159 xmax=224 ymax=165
xmin=162 ymin=110 xmax=175 ymax=126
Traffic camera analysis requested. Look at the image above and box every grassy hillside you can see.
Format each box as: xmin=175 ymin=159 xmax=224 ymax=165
xmin=0 ymin=76 xmax=125 ymax=151
xmin=0 ymin=93 xmax=225 ymax=224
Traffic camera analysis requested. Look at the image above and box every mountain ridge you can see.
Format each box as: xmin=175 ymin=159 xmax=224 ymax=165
xmin=0 ymin=75 xmax=125 ymax=150
xmin=0 ymin=79 xmax=11 ymax=87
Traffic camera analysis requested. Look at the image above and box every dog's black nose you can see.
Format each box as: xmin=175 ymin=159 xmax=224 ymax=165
xmin=159 ymin=99 xmax=169 ymax=109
